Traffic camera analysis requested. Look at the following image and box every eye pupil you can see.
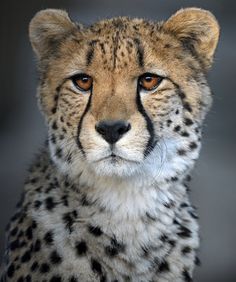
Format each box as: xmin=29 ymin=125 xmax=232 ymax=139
xmin=145 ymin=77 xmax=152 ymax=82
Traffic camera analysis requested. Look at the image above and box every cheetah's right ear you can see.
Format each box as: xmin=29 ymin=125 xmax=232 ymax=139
xmin=163 ymin=8 xmax=220 ymax=70
xmin=29 ymin=9 xmax=81 ymax=58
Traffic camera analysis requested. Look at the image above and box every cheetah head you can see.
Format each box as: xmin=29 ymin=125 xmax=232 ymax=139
xmin=29 ymin=8 xmax=219 ymax=182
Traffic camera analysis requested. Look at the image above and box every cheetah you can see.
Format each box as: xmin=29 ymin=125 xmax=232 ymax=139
xmin=1 ymin=7 xmax=219 ymax=282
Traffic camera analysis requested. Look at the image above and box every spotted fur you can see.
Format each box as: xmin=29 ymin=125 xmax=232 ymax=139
xmin=1 ymin=7 xmax=219 ymax=282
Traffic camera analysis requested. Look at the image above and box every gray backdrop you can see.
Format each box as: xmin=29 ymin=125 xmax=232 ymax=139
xmin=0 ymin=1 xmax=235 ymax=281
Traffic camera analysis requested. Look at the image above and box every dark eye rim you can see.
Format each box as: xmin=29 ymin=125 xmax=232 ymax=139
xmin=138 ymin=72 xmax=163 ymax=91
xmin=71 ymin=73 xmax=93 ymax=92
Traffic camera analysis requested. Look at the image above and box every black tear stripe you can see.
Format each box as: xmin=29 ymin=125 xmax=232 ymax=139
xmin=77 ymin=88 xmax=93 ymax=156
xmin=86 ymin=40 xmax=99 ymax=66
xmin=133 ymin=38 xmax=144 ymax=68
xmin=136 ymin=86 xmax=157 ymax=158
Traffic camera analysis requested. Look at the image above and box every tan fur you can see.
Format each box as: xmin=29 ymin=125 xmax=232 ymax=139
xmin=1 ymin=8 xmax=219 ymax=282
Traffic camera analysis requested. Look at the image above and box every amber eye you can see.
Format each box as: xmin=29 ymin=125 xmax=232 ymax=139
xmin=138 ymin=73 xmax=163 ymax=91
xmin=72 ymin=73 xmax=93 ymax=92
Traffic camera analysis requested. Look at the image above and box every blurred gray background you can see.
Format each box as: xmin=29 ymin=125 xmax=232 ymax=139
xmin=0 ymin=0 xmax=235 ymax=281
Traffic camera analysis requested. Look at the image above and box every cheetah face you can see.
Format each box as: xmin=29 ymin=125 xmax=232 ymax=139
xmin=29 ymin=9 xmax=219 ymax=180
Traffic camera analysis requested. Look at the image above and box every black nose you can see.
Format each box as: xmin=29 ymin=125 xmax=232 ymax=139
xmin=95 ymin=120 xmax=131 ymax=144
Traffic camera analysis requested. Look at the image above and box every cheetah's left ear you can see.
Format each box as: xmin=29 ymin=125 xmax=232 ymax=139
xmin=163 ymin=8 xmax=220 ymax=70
xmin=29 ymin=9 xmax=81 ymax=59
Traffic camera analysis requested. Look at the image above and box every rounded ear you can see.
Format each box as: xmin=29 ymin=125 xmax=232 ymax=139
xmin=29 ymin=9 xmax=79 ymax=58
xmin=163 ymin=8 xmax=220 ymax=69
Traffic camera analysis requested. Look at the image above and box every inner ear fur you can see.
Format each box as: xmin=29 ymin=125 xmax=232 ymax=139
xmin=163 ymin=8 xmax=220 ymax=69
xmin=29 ymin=9 xmax=79 ymax=58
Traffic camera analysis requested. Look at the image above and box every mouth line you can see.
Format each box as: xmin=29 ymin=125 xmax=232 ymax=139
xmin=94 ymin=154 xmax=140 ymax=164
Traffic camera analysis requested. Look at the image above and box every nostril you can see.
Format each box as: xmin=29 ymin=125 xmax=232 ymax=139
xmin=117 ymin=123 xmax=131 ymax=135
xmin=95 ymin=124 xmax=106 ymax=136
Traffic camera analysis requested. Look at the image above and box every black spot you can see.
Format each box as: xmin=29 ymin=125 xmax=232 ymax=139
xmin=31 ymin=220 xmax=37 ymax=229
xmin=171 ymin=176 xmax=178 ymax=182
xmin=195 ymin=256 xmax=201 ymax=266
xmin=44 ymin=231 xmax=54 ymax=245
xmin=30 ymin=261 xmax=39 ymax=271
xmin=186 ymin=175 xmax=192 ymax=181
xmin=180 ymin=202 xmax=189 ymax=208
xmin=88 ymin=225 xmax=103 ymax=236
xmin=21 ymin=250 xmax=31 ymax=263
xmin=40 ymin=263 xmax=50 ymax=273
xmin=45 ymin=197 xmax=56 ymax=211
xmin=10 ymin=227 xmax=18 ymax=236
xmin=183 ymin=102 xmax=192 ymax=112
xmin=105 ymin=238 xmax=125 ymax=257
xmin=182 ymin=246 xmax=192 ymax=255
xmin=153 ymin=257 xmax=160 ymax=266
xmin=20 ymin=241 xmax=26 ymax=248
xmin=17 ymin=276 xmax=24 ymax=282
xmin=34 ymin=239 xmax=41 ymax=252
xmin=182 ymin=269 xmax=192 ymax=281
xmin=80 ymin=194 xmax=90 ymax=206
xmin=146 ymin=212 xmax=157 ymax=221
xmin=189 ymin=142 xmax=197 ymax=150
xmin=100 ymin=275 xmax=107 ymax=282
xmin=158 ymin=260 xmax=170 ymax=272
xmin=164 ymin=201 xmax=175 ymax=209
xmin=51 ymin=107 xmax=57 ymax=114
xmin=91 ymin=259 xmax=102 ymax=275
xmin=174 ymin=125 xmax=181 ymax=132
xmin=50 ymin=276 xmax=62 ymax=282
xmin=75 ymin=241 xmax=87 ymax=256
xmin=177 ymin=225 xmax=192 ymax=238
xmin=7 ymin=263 xmax=15 ymax=278
xmin=105 ymin=245 xmax=119 ymax=257
xmin=61 ymin=195 xmax=68 ymax=207
xmin=25 ymin=226 xmax=33 ymax=240
xmin=178 ymin=149 xmax=186 ymax=156
xmin=160 ymin=234 xmax=168 ymax=242
xmin=184 ymin=118 xmax=193 ymax=126
xmin=34 ymin=199 xmax=42 ymax=209
xmin=189 ymin=210 xmax=199 ymax=219
xmin=9 ymin=239 xmax=19 ymax=251
xmin=167 ymin=119 xmax=172 ymax=126
xmin=141 ymin=245 xmax=150 ymax=256
xmin=25 ymin=274 xmax=32 ymax=282
xmin=168 ymin=239 xmax=176 ymax=247
xmin=50 ymin=250 xmax=62 ymax=264
xmin=30 ymin=177 xmax=38 ymax=184
xmin=164 ymin=43 xmax=171 ymax=48
xmin=69 ymin=276 xmax=78 ymax=282
xmin=52 ymin=121 xmax=58 ymax=130
xmin=62 ymin=212 xmax=74 ymax=233
xmin=181 ymin=131 xmax=190 ymax=137
xmin=177 ymin=90 xmax=186 ymax=100
xmin=55 ymin=148 xmax=63 ymax=158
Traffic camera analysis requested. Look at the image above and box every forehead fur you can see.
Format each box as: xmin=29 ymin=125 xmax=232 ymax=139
xmin=29 ymin=8 xmax=219 ymax=119
xmin=29 ymin=8 xmax=219 ymax=74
